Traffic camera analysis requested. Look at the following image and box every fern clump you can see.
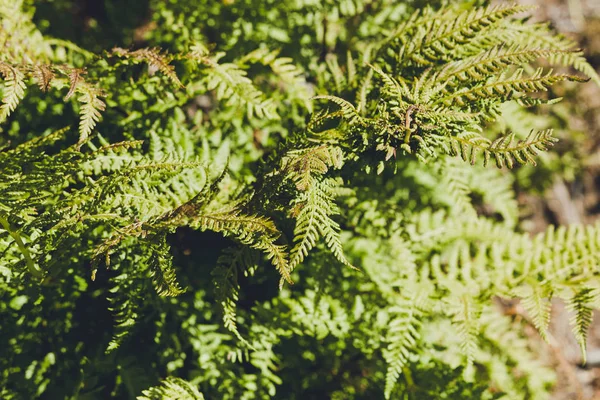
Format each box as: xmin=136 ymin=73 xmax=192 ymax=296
xmin=1 ymin=1 xmax=600 ymax=399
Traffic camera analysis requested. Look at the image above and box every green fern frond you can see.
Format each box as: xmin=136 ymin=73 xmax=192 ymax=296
xmin=106 ymin=273 xmax=141 ymax=352
xmin=138 ymin=377 xmax=204 ymax=400
xmin=312 ymin=95 xmax=365 ymax=126
xmin=188 ymin=44 xmax=278 ymax=119
xmin=281 ymin=290 xmax=351 ymax=339
xmin=507 ymin=22 xmax=600 ymax=87
xmin=384 ymin=304 xmax=422 ymax=399
xmin=468 ymin=166 xmax=518 ymax=226
xmin=282 ymin=145 xmax=344 ymax=190
xmin=189 ymin=208 xmax=279 ymax=235
xmin=395 ymin=4 xmax=535 ymax=66
xmin=438 ymin=45 xmax=569 ymax=85
xmin=368 ymin=62 xmax=412 ymax=101
xmin=516 ymin=284 xmax=552 ymax=341
xmin=439 ymin=156 xmax=477 ymax=218
xmin=77 ymin=85 xmax=106 ymax=144
xmin=450 ymin=129 xmax=557 ymax=168
xmin=438 ymin=68 xmax=586 ymax=107
xmin=0 ymin=62 xmax=26 ymax=122
xmin=533 ymin=224 xmax=600 ymax=282
xmin=449 ymin=294 xmax=481 ymax=365
xmin=325 ymin=54 xmax=346 ymax=93
xmin=148 ymin=234 xmax=185 ymax=297
xmin=240 ymin=47 xmax=312 ymax=108
xmin=567 ymin=288 xmax=598 ymax=363
xmin=289 ymin=178 xmax=353 ymax=272
xmin=212 ymin=247 xmax=258 ymax=343
xmin=160 ymin=204 xmax=291 ymax=284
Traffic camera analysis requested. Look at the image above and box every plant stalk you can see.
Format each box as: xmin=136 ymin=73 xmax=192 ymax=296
xmin=0 ymin=215 xmax=43 ymax=279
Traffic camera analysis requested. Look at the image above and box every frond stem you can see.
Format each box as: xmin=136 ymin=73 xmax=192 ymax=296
xmin=0 ymin=215 xmax=43 ymax=279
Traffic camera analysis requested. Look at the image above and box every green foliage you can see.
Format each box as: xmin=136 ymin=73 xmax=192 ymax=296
xmin=137 ymin=377 xmax=204 ymax=400
xmin=1 ymin=1 xmax=600 ymax=399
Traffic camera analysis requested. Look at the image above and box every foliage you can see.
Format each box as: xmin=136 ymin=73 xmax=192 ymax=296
xmin=1 ymin=1 xmax=599 ymax=399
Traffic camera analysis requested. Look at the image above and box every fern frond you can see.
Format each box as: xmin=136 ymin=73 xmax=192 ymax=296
xmin=438 ymin=68 xmax=586 ymax=107
xmin=384 ymin=304 xmax=422 ymax=399
xmin=282 ymin=145 xmax=344 ymax=190
xmin=148 ymin=234 xmax=185 ymax=297
xmin=112 ymin=47 xmax=184 ymax=88
xmin=31 ymin=64 xmax=55 ymax=92
xmin=312 ymin=95 xmax=365 ymax=126
xmin=213 ymin=247 xmax=257 ymax=343
xmin=289 ymin=178 xmax=352 ymax=271
xmin=396 ymin=4 xmax=535 ymax=66
xmin=77 ymin=85 xmax=106 ymax=144
xmin=439 ymin=156 xmax=477 ymax=218
xmin=188 ymin=46 xmax=278 ymax=119
xmin=63 ymin=67 xmax=86 ymax=101
xmin=159 ymin=204 xmax=291 ymax=284
xmin=368 ymin=62 xmax=412 ymax=101
xmin=191 ymin=208 xmax=279 ymax=235
xmin=450 ymin=129 xmax=557 ymax=168
xmin=507 ymin=22 xmax=600 ymax=87
xmin=106 ymin=273 xmax=141 ymax=352
xmin=566 ymin=288 xmax=598 ymax=363
xmin=468 ymin=166 xmax=518 ymax=226
xmin=449 ymin=294 xmax=480 ymax=365
xmin=438 ymin=45 xmax=568 ymax=85
xmin=0 ymin=62 xmax=26 ymax=122
xmin=240 ymin=48 xmax=312 ymax=108
xmin=516 ymin=284 xmax=552 ymax=341
xmin=138 ymin=377 xmax=204 ymax=400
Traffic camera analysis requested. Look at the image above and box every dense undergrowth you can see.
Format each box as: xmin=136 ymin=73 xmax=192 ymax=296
xmin=1 ymin=0 xmax=600 ymax=399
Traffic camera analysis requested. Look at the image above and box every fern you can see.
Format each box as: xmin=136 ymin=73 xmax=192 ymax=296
xmin=450 ymin=129 xmax=558 ymax=168
xmin=212 ymin=246 xmax=258 ymax=344
xmin=0 ymin=63 xmax=26 ymax=122
xmin=148 ymin=233 xmax=186 ymax=297
xmin=112 ymin=47 xmax=184 ymax=88
xmin=239 ymin=47 xmax=313 ymax=109
xmin=289 ymin=178 xmax=351 ymax=270
xmin=2 ymin=2 xmax=600 ymax=399
xmin=31 ymin=64 xmax=55 ymax=92
xmin=448 ymin=294 xmax=481 ymax=366
xmin=188 ymin=43 xmax=278 ymax=119
xmin=437 ymin=68 xmax=587 ymax=107
xmin=138 ymin=377 xmax=204 ymax=400
xmin=515 ymin=284 xmax=552 ymax=341
xmin=77 ymin=85 xmax=106 ymax=144
xmin=567 ymin=288 xmax=598 ymax=363
xmin=383 ymin=304 xmax=422 ymax=399
xmin=389 ymin=4 xmax=536 ymax=66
